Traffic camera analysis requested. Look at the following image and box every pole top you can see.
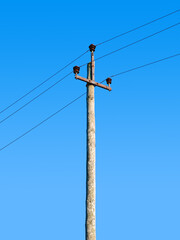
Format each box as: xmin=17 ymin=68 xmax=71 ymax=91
xmin=73 ymin=66 xmax=80 ymax=74
xmin=106 ymin=77 xmax=112 ymax=85
xmin=89 ymin=44 xmax=96 ymax=52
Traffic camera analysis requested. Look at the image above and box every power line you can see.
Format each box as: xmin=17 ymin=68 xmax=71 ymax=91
xmin=0 ymin=58 xmax=90 ymax=125
xmin=100 ymin=53 xmax=180 ymax=84
xmin=79 ymin=22 xmax=180 ymax=69
xmin=0 ymin=72 xmax=72 ymax=125
xmin=1 ymin=53 xmax=179 ymax=152
xmin=1 ymin=10 xmax=179 ymax=120
xmin=95 ymin=22 xmax=180 ymax=62
xmin=0 ymin=93 xmax=86 ymax=152
xmin=96 ymin=9 xmax=180 ymax=46
xmin=2 ymin=22 xmax=179 ymax=123
xmin=0 ymin=50 xmax=88 ymax=115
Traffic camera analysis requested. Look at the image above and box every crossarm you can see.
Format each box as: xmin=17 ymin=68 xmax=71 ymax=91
xmin=75 ymin=75 xmax=112 ymax=91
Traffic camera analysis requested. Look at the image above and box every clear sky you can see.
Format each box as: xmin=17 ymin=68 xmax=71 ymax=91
xmin=0 ymin=1 xmax=179 ymax=239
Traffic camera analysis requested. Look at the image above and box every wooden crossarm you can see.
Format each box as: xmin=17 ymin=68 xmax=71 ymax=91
xmin=75 ymin=75 xmax=112 ymax=91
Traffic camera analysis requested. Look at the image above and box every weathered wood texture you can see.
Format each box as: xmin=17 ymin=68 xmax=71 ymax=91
xmin=86 ymin=60 xmax=96 ymax=240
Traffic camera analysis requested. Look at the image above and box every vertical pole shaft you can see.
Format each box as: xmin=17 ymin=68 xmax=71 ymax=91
xmin=86 ymin=51 xmax=96 ymax=240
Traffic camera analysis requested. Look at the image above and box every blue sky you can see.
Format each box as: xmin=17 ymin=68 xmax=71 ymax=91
xmin=0 ymin=1 xmax=180 ymax=239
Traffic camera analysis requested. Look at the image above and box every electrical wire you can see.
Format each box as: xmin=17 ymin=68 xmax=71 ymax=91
xmin=96 ymin=9 xmax=180 ymax=46
xmin=79 ymin=22 xmax=180 ymax=69
xmin=1 ymin=9 xmax=179 ymax=120
xmin=0 ymin=57 xmax=90 ymax=125
xmin=0 ymin=72 xmax=72 ymax=124
xmin=0 ymin=50 xmax=89 ymax=115
xmin=100 ymin=53 xmax=180 ymax=84
xmin=1 ymin=22 xmax=179 ymax=124
xmin=0 ymin=93 xmax=86 ymax=152
xmin=95 ymin=22 xmax=180 ymax=62
xmin=1 ymin=53 xmax=179 ymax=152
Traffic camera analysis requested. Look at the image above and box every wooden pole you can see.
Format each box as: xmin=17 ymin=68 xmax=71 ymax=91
xmin=73 ymin=44 xmax=111 ymax=240
xmin=86 ymin=50 xmax=96 ymax=240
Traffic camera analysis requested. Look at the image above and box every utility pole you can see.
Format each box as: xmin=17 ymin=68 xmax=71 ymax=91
xmin=73 ymin=44 xmax=112 ymax=240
